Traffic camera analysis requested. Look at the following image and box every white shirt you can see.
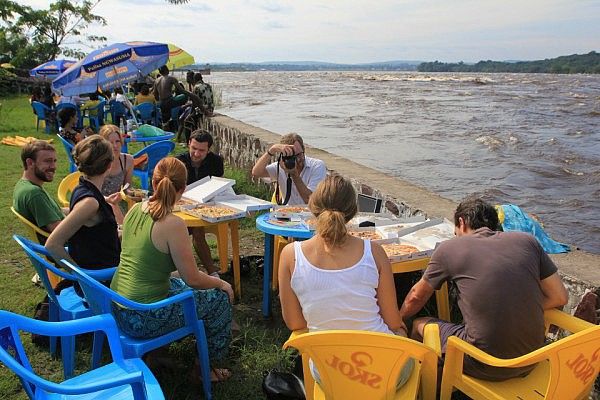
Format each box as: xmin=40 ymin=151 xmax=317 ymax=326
xmin=266 ymin=156 xmax=326 ymax=205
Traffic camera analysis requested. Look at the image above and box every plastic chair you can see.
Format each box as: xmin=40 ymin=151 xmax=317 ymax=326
xmin=170 ymin=105 xmax=182 ymax=130
xmin=0 ymin=311 xmax=164 ymax=400
xmin=57 ymin=171 xmax=82 ymax=207
xmin=439 ymin=309 xmax=600 ymax=400
xmin=284 ymin=325 xmax=441 ymax=400
xmin=109 ymin=99 xmax=129 ymax=126
xmin=56 ymin=102 xmax=83 ymax=129
xmin=10 ymin=207 xmax=62 ymax=288
xmin=134 ymin=102 xmax=158 ymax=126
xmin=13 ymin=235 xmax=115 ymax=379
xmin=132 ymin=140 xmax=175 ymax=190
xmin=64 ymin=260 xmax=214 ymax=400
xmin=56 ymin=134 xmax=77 ymax=173
xmin=82 ymin=100 xmax=106 ymax=131
xmin=270 ymin=191 xmax=291 ymax=291
xmin=31 ymin=101 xmax=56 ymax=134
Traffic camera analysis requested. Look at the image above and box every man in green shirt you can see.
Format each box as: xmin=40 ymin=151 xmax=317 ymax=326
xmin=13 ymin=140 xmax=64 ymax=242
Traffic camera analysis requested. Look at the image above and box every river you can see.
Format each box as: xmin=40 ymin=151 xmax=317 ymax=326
xmin=204 ymin=71 xmax=600 ymax=254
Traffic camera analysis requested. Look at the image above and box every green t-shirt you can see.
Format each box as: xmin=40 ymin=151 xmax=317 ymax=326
xmin=13 ymin=178 xmax=63 ymax=234
xmin=110 ymin=203 xmax=176 ymax=304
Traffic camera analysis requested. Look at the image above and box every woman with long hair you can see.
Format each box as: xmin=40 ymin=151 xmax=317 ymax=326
xmin=278 ymin=174 xmax=413 ymax=386
xmin=46 ymin=135 xmax=122 ymax=270
xmin=110 ymin=157 xmax=233 ymax=382
xmin=98 ymin=124 xmax=133 ymax=196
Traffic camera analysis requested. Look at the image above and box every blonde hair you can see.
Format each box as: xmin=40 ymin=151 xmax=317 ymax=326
xmin=98 ymin=124 xmax=121 ymax=141
xmin=73 ymin=135 xmax=113 ymax=177
xmin=147 ymin=157 xmax=187 ymax=221
xmin=308 ymin=174 xmax=357 ymax=247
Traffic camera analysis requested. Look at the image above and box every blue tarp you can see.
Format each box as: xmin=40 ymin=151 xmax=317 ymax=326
xmin=496 ymin=204 xmax=570 ymax=254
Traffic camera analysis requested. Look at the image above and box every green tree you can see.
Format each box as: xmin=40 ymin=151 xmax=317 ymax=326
xmin=0 ymin=0 xmax=106 ymax=69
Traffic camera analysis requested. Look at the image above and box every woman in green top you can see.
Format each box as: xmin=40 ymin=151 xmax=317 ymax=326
xmin=111 ymin=156 xmax=234 ymax=382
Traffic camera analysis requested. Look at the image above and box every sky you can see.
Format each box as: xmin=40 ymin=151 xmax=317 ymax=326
xmin=21 ymin=0 xmax=600 ymax=64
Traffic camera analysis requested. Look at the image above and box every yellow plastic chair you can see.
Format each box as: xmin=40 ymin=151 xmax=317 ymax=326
xmin=10 ymin=206 xmax=62 ymax=288
xmin=439 ymin=309 xmax=600 ymax=400
xmin=284 ymin=325 xmax=441 ymax=400
xmin=57 ymin=171 xmax=82 ymax=207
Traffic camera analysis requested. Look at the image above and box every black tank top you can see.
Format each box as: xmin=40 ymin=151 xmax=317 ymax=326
xmin=68 ymin=177 xmax=120 ymax=269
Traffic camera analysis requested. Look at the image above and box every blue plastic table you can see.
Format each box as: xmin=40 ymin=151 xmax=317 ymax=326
xmin=256 ymin=212 xmax=314 ymax=318
xmin=121 ymin=131 xmax=175 ymax=153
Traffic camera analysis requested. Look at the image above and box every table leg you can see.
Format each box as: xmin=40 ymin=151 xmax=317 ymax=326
xmin=262 ymin=233 xmax=274 ymax=318
xmin=230 ymin=220 xmax=241 ymax=300
xmin=216 ymin=223 xmax=229 ymax=274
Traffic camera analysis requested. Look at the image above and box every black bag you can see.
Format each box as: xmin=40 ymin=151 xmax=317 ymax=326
xmin=262 ymin=370 xmax=306 ymax=400
xmin=31 ymin=299 xmax=50 ymax=346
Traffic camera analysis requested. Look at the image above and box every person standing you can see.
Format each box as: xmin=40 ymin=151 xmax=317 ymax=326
xmin=152 ymin=65 xmax=187 ymax=130
xmin=400 ymin=197 xmax=569 ymax=381
xmin=176 ymin=130 xmax=224 ymax=277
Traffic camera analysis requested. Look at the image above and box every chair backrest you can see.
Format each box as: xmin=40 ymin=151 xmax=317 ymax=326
xmin=31 ymin=101 xmax=49 ymax=119
xmin=56 ymin=134 xmax=77 ymax=173
xmin=10 ymin=206 xmax=49 ymax=241
xmin=135 ymin=103 xmax=155 ymax=122
xmin=0 ymin=310 xmax=130 ymax=399
xmin=57 ymin=171 xmax=82 ymax=207
xmin=133 ymin=140 xmax=175 ymax=173
xmin=110 ymin=100 xmax=128 ymax=116
xmin=13 ymin=235 xmax=75 ymax=305
xmin=284 ymin=330 xmax=438 ymax=400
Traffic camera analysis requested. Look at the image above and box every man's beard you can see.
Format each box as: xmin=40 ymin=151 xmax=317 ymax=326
xmin=34 ymin=165 xmax=54 ymax=182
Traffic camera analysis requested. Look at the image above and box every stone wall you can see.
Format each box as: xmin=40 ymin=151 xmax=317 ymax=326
xmin=202 ymin=113 xmax=600 ymax=318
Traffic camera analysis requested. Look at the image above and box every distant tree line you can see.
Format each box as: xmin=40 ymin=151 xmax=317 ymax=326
xmin=418 ymin=51 xmax=600 ymax=74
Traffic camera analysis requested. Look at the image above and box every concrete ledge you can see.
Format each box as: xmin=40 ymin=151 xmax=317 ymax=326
xmin=204 ymin=113 xmax=600 ymax=313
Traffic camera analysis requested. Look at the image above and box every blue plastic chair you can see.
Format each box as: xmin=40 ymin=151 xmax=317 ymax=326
xmin=0 ymin=311 xmax=164 ymax=400
xmin=109 ymin=99 xmax=129 ymax=126
xmin=31 ymin=101 xmax=57 ymax=134
xmin=82 ymin=100 xmax=106 ymax=131
xmin=170 ymin=105 xmax=182 ymax=130
xmin=56 ymin=134 xmax=77 ymax=173
xmin=55 ymin=102 xmax=83 ymax=129
xmin=134 ymin=102 xmax=158 ymax=126
xmin=64 ymin=260 xmax=214 ymax=400
xmin=132 ymin=140 xmax=175 ymax=190
xmin=13 ymin=235 xmax=116 ymax=378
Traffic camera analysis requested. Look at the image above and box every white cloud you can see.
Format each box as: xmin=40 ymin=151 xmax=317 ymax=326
xmin=19 ymin=0 xmax=600 ymax=63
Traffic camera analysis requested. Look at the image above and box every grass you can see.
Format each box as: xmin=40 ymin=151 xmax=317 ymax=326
xmin=0 ymin=95 xmax=294 ymax=399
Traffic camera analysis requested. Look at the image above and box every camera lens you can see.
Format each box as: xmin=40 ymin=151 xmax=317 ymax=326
xmin=284 ymin=156 xmax=296 ymax=169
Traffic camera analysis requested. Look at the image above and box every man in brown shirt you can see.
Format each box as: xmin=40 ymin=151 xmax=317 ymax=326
xmin=152 ymin=65 xmax=187 ymax=130
xmin=400 ymin=197 xmax=568 ymax=381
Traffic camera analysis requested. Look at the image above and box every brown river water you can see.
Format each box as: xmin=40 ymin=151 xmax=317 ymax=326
xmin=203 ymin=71 xmax=600 ymax=254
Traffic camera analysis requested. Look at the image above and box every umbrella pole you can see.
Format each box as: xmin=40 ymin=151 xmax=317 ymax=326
xmin=122 ymin=84 xmax=139 ymax=125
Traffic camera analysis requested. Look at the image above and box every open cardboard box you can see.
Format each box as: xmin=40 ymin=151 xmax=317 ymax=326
xmin=182 ymin=176 xmax=236 ymax=204
xmin=182 ymin=202 xmax=247 ymax=223
xmin=398 ymin=218 xmax=455 ymax=249
xmin=373 ymin=237 xmax=433 ymax=263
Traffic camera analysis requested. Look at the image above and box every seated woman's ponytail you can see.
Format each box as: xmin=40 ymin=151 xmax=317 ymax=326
xmin=147 ymin=157 xmax=187 ymax=221
xmin=309 ymin=174 xmax=358 ymax=248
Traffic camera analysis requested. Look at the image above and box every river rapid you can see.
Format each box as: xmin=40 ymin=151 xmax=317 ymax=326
xmin=206 ymin=71 xmax=600 ymax=254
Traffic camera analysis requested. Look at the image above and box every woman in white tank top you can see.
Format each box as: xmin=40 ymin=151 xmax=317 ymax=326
xmin=278 ymin=175 xmax=413 ymax=387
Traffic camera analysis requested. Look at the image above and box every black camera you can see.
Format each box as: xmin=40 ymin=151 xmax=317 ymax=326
xmin=279 ymin=153 xmax=296 ymax=170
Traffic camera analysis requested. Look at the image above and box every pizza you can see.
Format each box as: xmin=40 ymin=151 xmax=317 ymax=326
xmin=348 ymin=230 xmax=381 ymax=240
xmin=381 ymin=243 xmax=420 ymax=257
xmin=277 ymin=206 xmax=310 ymax=214
xmin=185 ymin=205 xmax=238 ymax=219
xmin=124 ymin=188 xmax=148 ymax=201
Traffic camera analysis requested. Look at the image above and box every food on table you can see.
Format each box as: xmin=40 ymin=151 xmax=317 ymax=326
xmin=277 ymin=206 xmax=310 ymax=214
xmin=185 ymin=205 xmax=238 ymax=219
xmin=381 ymin=243 xmax=420 ymax=257
xmin=348 ymin=230 xmax=381 ymax=240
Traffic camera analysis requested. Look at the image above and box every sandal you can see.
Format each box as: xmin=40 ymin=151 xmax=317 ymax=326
xmin=189 ymin=360 xmax=232 ymax=384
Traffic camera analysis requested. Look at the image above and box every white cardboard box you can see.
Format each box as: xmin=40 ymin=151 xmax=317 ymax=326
xmin=372 ymin=237 xmax=432 ymax=262
xmin=213 ymin=194 xmax=273 ymax=213
xmin=182 ymin=176 xmax=236 ymax=204
xmin=398 ymin=218 xmax=455 ymax=250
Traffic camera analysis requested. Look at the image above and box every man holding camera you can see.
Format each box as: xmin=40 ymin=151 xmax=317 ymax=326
xmin=252 ymin=133 xmax=326 ymax=205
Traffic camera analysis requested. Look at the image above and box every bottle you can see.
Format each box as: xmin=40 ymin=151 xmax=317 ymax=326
xmin=119 ymin=119 xmax=125 ymax=134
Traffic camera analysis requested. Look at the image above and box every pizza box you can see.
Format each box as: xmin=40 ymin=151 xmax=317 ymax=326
xmin=349 ymin=213 xmax=426 ymax=227
xmin=375 ymin=221 xmax=428 ymax=239
xmin=347 ymin=226 xmax=383 ymax=241
xmin=181 ymin=202 xmax=247 ymax=223
xmin=398 ymin=218 xmax=455 ymax=249
xmin=273 ymin=204 xmax=311 ymax=220
xmin=182 ymin=176 xmax=236 ymax=204
xmin=213 ymin=194 xmax=273 ymax=213
xmin=373 ymin=237 xmax=432 ymax=262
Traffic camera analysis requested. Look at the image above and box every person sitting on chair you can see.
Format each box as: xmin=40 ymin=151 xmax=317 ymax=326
xmin=400 ymin=196 xmax=569 ymax=381
xmin=13 ymin=140 xmax=64 ymax=242
xmin=176 ymin=130 xmax=224 ymax=277
xmin=46 ymin=136 xmax=123 ymax=271
xmin=110 ymin=156 xmax=233 ymax=382
xmin=98 ymin=125 xmax=133 ymax=197
xmin=152 ymin=65 xmax=188 ymax=131
xmin=278 ymin=174 xmax=413 ymax=387
xmin=134 ymin=84 xmax=156 ymax=105
xmin=58 ymin=107 xmax=93 ymax=145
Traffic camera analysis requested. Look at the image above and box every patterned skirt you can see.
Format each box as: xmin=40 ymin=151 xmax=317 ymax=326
xmin=112 ymin=277 xmax=231 ymax=361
